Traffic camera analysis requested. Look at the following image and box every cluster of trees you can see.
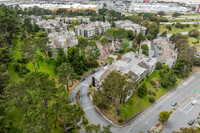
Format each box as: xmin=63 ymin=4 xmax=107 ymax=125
xmin=175 ymin=23 xmax=190 ymax=29
xmin=170 ymin=33 xmax=196 ymax=78
xmin=93 ymin=71 xmax=138 ymax=120
xmin=1 ymin=72 xmax=84 ymax=132
xmin=188 ymin=29 xmax=200 ymax=38
xmin=0 ymin=5 xmax=101 ymax=132
xmin=56 ymin=39 xmax=100 ymax=76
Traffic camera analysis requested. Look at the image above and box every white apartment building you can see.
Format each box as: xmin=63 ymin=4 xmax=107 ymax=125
xmin=74 ymin=21 xmax=111 ymax=38
xmin=115 ymin=20 xmax=147 ymax=35
xmin=93 ymin=51 xmax=157 ymax=87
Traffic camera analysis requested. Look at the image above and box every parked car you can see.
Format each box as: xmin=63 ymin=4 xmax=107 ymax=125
xmin=103 ymin=62 xmax=107 ymax=66
xmin=80 ymin=78 xmax=85 ymax=82
xmin=188 ymin=120 xmax=195 ymax=125
xmin=171 ymin=101 xmax=177 ymax=107
xmin=191 ymin=100 xmax=197 ymax=105
xmin=95 ymin=67 xmax=100 ymax=72
xmin=91 ymin=70 xmax=95 ymax=74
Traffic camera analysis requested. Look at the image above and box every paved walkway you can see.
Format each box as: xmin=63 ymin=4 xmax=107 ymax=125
xmin=97 ymin=43 xmax=108 ymax=61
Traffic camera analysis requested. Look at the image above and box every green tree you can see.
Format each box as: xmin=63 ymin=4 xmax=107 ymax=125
xmin=141 ymin=44 xmax=149 ymax=56
xmin=172 ymin=127 xmax=200 ymax=133
xmin=56 ymin=48 xmax=67 ymax=68
xmin=105 ymin=29 xmax=115 ymax=40
xmin=148 ymin=22 xmax=159 ymax=39
xmin=78 ymin=36 xmax=88 ymax=58
xmin=137 ymin=81 xmax=147 ymax=97
xmin=159 ymin=111 xmax=170 ymax=123
xmin=100 ymin=37 xmax=109 ymax=46
xmin=158 ymin=11 xmax=166 ymax=17
xmin=0 ymin=5 xmax=21 ymax=45
xmin=71 ymin=19 xmax=80 ymax=26
xmin=21 ymin=37 xmax=38 ymax=72
xmin=160 ymin=65 xmax=177 ymax=88
xmin=122 ymin=39 xmax=130 ymax=49
xmin=36 ymin=36 xmax=51 ymax=64
xmin=114 ymin=28 xmax=128 ymax=40
xmin=127 ymin=30 xmax=135 ymax=40
xmin=172 ymin=12 xmax=181 ymax=17
xmin=85 ymin=41 xmax=100 ymax=67
xmin=188 ymin=29 xmax=200 ymax=38
xmin=57 ymin=63 xmax=77 ymax=91
xmin=160 ymin=31 xmax=167 ymax=37
xmin=136 ymin=32 xmax=145 ymax=44
xmin=93 ymin=71 xmax=138 ymax=116
xmin=67 ymin=47 xmax=86 ymax=75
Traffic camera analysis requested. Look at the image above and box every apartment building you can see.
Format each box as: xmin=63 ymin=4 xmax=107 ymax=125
xmin=92 ymin=51 xmax=157 ymax=87
xmin=115 ymin=20 xmax=147 ymax=35
xmin=48 ymin=31 xmax=78 ymax=59
xmin=56 ymin=16 xmax=90 ymax=24
xmin=36 ymin=20 xmax=68 ymax=34
xmin=74 ymin=21 xmax=111 ymax=38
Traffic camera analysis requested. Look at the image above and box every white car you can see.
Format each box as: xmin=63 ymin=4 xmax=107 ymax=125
xmin=191 ymin=100 xmax=197 ymax=105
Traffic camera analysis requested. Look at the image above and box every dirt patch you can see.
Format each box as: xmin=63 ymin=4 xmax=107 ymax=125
xmin=99 ymin=108 xmax=119 ymax=124
xmin=192 ymin=66 xmax=200 ymax=73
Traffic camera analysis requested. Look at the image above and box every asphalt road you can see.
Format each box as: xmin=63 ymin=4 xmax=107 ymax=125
xmin=70 ymin=69 xmax=200 ymax=133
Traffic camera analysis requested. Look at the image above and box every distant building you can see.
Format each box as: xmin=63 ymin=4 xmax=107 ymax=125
xmin=115 ymin=20 xmax=147 ymax=35
xmin=56 ymin=16 xmax=90 ymax=24
xmin=36 ymin=19 xmax=68 ymax=34
xmin=48 ymin=31 xmax=78 ymax=59
xmin=153 ymin=37 xmax=177 ymax=68
xmin=74 ymin=21 xmax=111 ymax=38
xmin=93 ymin=51 xmax=157 ymax=87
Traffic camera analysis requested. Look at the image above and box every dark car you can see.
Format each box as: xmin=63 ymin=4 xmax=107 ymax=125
xmin=171 ymin=101 xmax=177 ymax=107
xmin=91 ymin=70 xmax=95 ymax=74
xmin=188 ymin=120 xmax=195 ymax=125
xmin=103 ymin=62 xmax=107 ymax=66
xmin=80 ymin=78 xmax=85 ymax=82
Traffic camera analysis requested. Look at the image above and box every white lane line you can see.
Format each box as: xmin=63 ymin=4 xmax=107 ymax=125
xmin=83 ymin=106 xmax=94 ymax=111
xmin=180 ymin=94 xmax=200 ymax=112
xmin=182 ymin=76 xmax=195 ymax=86
xmin=184 ymin=106 xmax=194 ymax=115
xmin=81 ymin=83 xmax=89 ymax=86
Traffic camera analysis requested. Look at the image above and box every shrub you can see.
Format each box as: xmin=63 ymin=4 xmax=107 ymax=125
xmin=125 ymin=47 xmax=136 ymax=53
xmin=117 ymin=118 xmax=123 ymax=123
xmin=82 ymin=116 xmax=89 ymax=126
xmin=150 ymin=80 xmax=156 ymax=85
xmin=148 ymin=90 xmax=152 ymax=94
xmin=152 ymin=91 xmax=156 ymax=96
xmin=149 ymin=97 xmax=155 ymax=103
xmin=193 ymin=24 xmax=198 ymax=27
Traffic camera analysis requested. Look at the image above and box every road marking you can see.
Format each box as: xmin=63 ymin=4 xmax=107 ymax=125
xmin=184 ymin=106 xmax=194 ymax=115
xmin=81 ymin=83 xmax=89 ymax=86
xmin=180 ymin=94 xmax=200 ymax=112
xmin=83 ymin=106 xmax=94 ymax=111
xmin=182 ymin=76 xmax=195 ymax=86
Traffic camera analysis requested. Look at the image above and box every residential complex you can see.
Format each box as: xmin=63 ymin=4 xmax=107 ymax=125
xmin=74 ymin=21 xmax=111 ymax=38
xmin=93 ymin=51 xmax=157 ymax=87
xmin=35 ymin=18 xmax=78 ymax=59
xmin=48 ymin=31 xmax=78 ymax=59
xmin=56 ymin=16 xmax=90 ymax=24
xmin=36 ymin=19 xmax=68 ymax=34
xmin=115 ymin=20 xmax=147 ymax=35
xmin=141 ymin=37 xmax=178 ymax=68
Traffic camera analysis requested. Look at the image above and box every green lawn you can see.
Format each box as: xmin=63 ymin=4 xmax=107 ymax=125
xmin=188 ymin=37 xmax=200 ymax=50
xmin=120 ymin=70 xmax=182 ymax=120
xmin=168 ymin=19 xmax=198 ymax=22
xmin=159 ymin=24 xmax=200 ymax=34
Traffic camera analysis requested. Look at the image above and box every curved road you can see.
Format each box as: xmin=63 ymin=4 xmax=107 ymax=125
xmin=70 ymin=69 xmax=200 ymax=133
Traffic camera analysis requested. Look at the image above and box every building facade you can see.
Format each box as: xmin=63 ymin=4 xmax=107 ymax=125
xmin=74 ymin=21 xmax=111 ymax=38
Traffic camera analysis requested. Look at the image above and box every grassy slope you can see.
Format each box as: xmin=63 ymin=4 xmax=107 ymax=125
xmin=188 ymin=37 xmax=200 ymax=50
xmin=120 ymin=70 xmax=182 ymax=120
xmin=159 ymin=24 xmax=200 ymax=34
